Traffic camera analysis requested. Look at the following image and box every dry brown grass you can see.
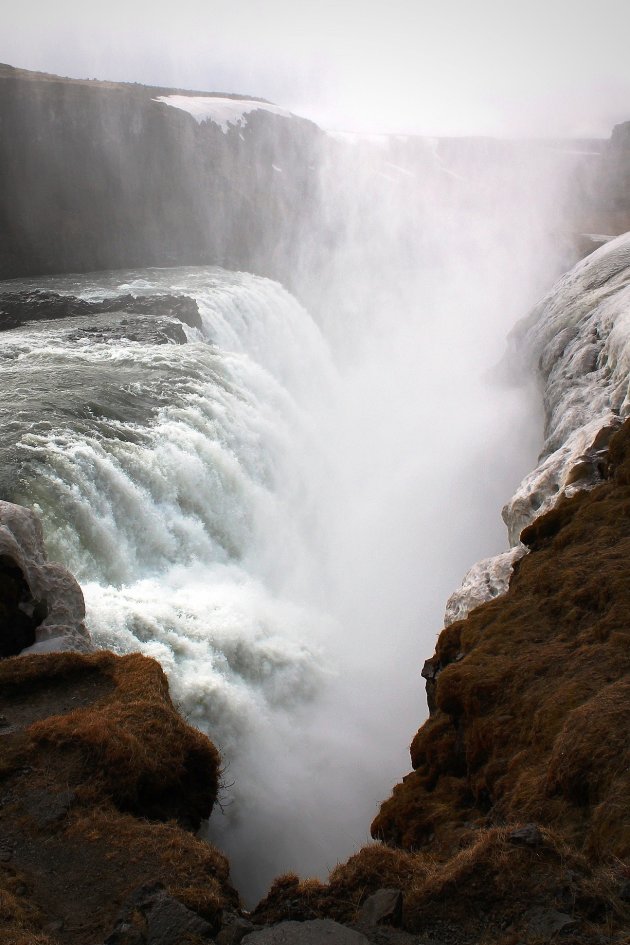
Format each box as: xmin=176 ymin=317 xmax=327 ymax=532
xmin=0 ymin=651 xmax=221 ymax=825
xmin=254 ymin=829 xmax=629 ymax=941
xmin=0 ymin=650 xmax=235 ymax=942
xmin=65 ymin=805 xmax=235 ymax=918
xmin=372 ymin=421 xmax=630 ymax=863
xmin=254 ymin=421 xmax=630 ymax=942
xmin=256 ymin=844 xmax=422 ymax=923
xmin=0 ymin=869 xmax=53 ymax=945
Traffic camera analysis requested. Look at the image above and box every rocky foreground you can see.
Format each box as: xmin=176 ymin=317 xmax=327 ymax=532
xmin=0 ymin=412 xmax=628 ymax=943
xmin=0 ymin=63 xmax=629 ymax=944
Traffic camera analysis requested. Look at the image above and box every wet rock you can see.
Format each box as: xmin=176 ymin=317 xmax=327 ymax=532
xmin=0 ymin=501 xmax=92 ymax=656
xmin=357 ymin=889 xmax=403 ymax=927
xmin=0 ymin=555 xmax=42 ymax=656
xmin=217 ymin=912 xmax=257 ymax=944
xmin=0 ymin=290 xmax=202 ymax=332
xmin=22 ymin=788 xmax=76 ymax=828
xmin=421 ymin=656 xmax=441 ymax=714
xmin=242 ymin=919 xmax=371 ymax=944
xmin=104 ymin=881 xmax=215 ymax=945
xmin=508 ymin=824 xmax=544 ymax=847
xmin=523 ymin=906 xmax=576 ymax=938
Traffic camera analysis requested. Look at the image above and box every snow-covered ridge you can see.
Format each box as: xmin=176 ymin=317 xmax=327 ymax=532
xmin=153 ymin=94 xmax=293 ymax=133
xmin=446 ymin=231 xmax=630 ymax=625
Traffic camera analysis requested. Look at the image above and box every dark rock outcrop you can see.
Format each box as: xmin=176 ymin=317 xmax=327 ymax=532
xmin=0 ymin=500 xmax=91 ymax=655
xmin=103 ymin=882 xmax=216 ymax=944
xmin=0 ymin=290 xmax=203 ymax=332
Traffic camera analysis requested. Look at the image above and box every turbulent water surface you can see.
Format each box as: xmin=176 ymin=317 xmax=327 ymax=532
xmin=0 ymin=257 xmax=547 ymax=899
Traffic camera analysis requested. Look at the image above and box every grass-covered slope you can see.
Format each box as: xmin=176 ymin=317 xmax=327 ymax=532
xmin=0 ymin=651 xmax=237 ymax=944
xmin=253 ymin=421 xmax=630 ymax=943
xmin=373 ymin=419 xmax=630 ymax=861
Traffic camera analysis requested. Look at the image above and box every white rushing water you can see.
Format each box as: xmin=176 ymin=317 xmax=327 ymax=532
xmin=0 ymin=257 xmax=547 ymax=899
xmin=0 ymin=131 xmax=589 ymax=899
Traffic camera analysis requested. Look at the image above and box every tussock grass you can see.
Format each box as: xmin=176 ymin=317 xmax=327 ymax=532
xmin=0 ymin=650 xmax=235 ymax=939
xmin=65 ymin=805 xmax=235 ymax=918
xmin=254 ymin=421 xmax=630 ymax=943
xmin=0 ymin=869 xmax=53 ymax=945
xmin=373 ymin=420 xmax=630 ymax=862
xmin=2 ymin=651 xmax=221 ymax=825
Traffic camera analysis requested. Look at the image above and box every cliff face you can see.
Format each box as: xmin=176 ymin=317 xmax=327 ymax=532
xmin=376 ymin=416 xmax=630 ymax=855
xmin=249 ymin=423 xmax=630 ymax=945
xmin=1 ymin=63 xmax=630 ymax=945
xmin=0 ymin=64 xmax=323 ymax=287
xmin=0 ymin=62 xmax=621 ymax=299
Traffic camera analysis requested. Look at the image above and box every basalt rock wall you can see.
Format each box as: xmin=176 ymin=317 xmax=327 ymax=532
xmin=0 ymin=64 xmax=323 ymax=287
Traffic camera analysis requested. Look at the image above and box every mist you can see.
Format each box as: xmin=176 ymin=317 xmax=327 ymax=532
xmin=1 ymin=1 xmax=627 ymax=907
xmin=192 ymin=132 xmax=580 ymax=898
xmin=3 ymin=0 xmax=630 ymax=137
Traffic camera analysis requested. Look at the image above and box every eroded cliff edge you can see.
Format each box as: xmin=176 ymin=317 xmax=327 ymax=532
xmin=0 ymin=648 xmax=241 ymax=944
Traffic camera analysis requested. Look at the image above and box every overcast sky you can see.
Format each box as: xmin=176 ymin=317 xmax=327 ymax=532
xmin=2 ymin=0 xmax=629 ymax=137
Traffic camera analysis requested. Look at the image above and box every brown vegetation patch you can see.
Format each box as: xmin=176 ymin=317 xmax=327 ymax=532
xmin=0 ymin=650 xmax=220 ymax=825
xmin=0 ymin=650 xmax=235 ymax=943
xmin=253 ymin=830 xmax=629 ymax=943
xmin=252 ymin=420 xmax=630 ymax=943
xmin=372 ymin=420 xmax=630 ymax=864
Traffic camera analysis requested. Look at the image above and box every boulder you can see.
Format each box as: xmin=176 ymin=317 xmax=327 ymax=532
xmin=104 ymin=882 xmax=215 ymax=945
xmin=507 ymin=824 xmax=544 ymax=848
xmin=357 ymin=889 xmax=402 ymax=927
xmin=0 ymin=501 xmax=91 ymax=656
xmin=217 ymin=912 xmax=257 ymax=945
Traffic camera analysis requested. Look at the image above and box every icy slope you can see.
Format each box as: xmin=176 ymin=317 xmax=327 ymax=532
xmin=447 ymin=232 xmax=630 ymax=624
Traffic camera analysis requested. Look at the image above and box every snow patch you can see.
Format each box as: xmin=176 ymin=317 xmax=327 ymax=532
xmin=154 ymin=95 xmax=293 ymax=133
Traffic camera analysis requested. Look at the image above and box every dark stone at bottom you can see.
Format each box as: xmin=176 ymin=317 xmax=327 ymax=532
xmin=104 ymin=882 xmax=215 ymax=945
xmin=242 ymin=919 xmax=370 ymax=945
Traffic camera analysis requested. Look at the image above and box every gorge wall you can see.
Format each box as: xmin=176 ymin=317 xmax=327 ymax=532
xmin=0 ymin=63 xmax=629 ymax=945
xmin=0 ymin=63 xmax=323 ymax=288
xmin=2 ymin=62 xmax=630 ymax=304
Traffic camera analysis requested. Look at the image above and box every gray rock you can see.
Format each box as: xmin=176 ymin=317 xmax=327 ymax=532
xmin=217 ymin=913 xmax=257 ymax=945
xmin=104 ymin=882 xmax=215 ymax=945
xmin=0 ymin=501 xmax=92 ymax=656
xmin=22 ymin=788 xmax=76 ymax=828
xmin=523 ymin=906 xmax=576 ymax=938
xmin=507 ymin=823 xmax=544 ymax=847
xmin=242 ymin=919 xmax=371 ymax=945
xmin=357 ymin=890 xmax=402 ymax=927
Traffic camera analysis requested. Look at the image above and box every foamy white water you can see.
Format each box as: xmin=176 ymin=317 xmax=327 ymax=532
xmin=0 ymin=254 xmax=549 ymax=900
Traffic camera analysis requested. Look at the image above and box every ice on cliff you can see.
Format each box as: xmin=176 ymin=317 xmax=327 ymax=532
xmin=447 ymin=231 xmax=630 ymax=625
